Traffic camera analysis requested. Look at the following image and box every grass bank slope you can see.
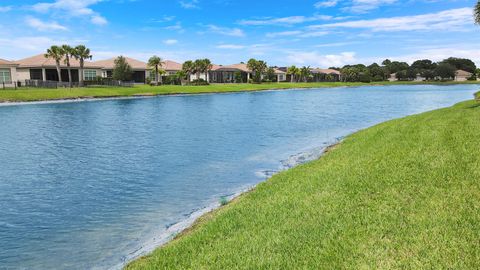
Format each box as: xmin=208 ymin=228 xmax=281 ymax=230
xmin=1 ymin=81 xmax=479 ymax=103
xmin=127 ymin=100 xmax=480 ymax=269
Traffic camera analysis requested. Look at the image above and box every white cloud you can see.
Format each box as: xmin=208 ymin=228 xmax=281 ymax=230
xmin=91 ymin=14 xmax=107 ymax=25
xmin=31 ymin=0 xmax=107 ymax=25
xmin=314 ymin=0 xmax=338 ymax=8
xmin=216 ymin=44 xmax=245 ymax=49
xmin=239 ymin=15 xmax=332 ymax=26
xmin=25 ymin=16 xmax=68 ymax=31
xmin=265 ymin=30 xmax=328 ymax=38
xmin=0 ymin=36 xmax=68 ymax=52
xmin=205 ymin=25 xmax=245 ymax=37
xmin=163 ymin=39 xmax=178 ymax=45
xmin=0 ymin=6 xmax=12 ymax=12
xmin=179 ymin=0 xmax=199 ymax=9
xmin=343 ymin=0 xmax=398 ymax=13
xmin=286 ymin=51 xmax=357 ymax=67
xmin=309 ymin=8 xmax=473 ymax=32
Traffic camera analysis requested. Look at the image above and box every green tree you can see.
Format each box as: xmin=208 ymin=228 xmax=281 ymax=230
xmin=299 ymin=66 xmax=311 ymax=82
xmin=182 ymin=60 xmax=195 ymax=82
xmin=148 ymin=56 xmax=165 ymax=86
xmin=440 ymin=57 xmax=476 ymax=73
xmin=112 ymin=56 xmax=133 ymax=81
xmin=287 ymin=65 xmax=299 ymax=82
xmin=193 ymin=59 xmax=203 ymax=80
xmin=72 ymin=45 xmax=92 ymax=87
xmin=200 ymin=59 xmax=213 ymax=82
xmin=44 ymin=45 xmax=64 ymax=83
xmin=411 ymin=59 xmax=436 ymax=70
xmin=61 ymin=45 xmax=74 ymax=87
xmin=265 ymin=67 xmax=276 ymax=82
xmin=234 ymin=71 xmax=244 ymax=83
xmin=434 ymin=63 xmax=456 ymax=80
xmin=247 ymin=58 xmax=267 ymax=83
xmin=475 ymin=1 xmax=480 ymax=24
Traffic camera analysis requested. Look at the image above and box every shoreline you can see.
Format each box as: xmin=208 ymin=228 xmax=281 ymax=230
xmin=0 ymin=81 xmax=479 ymax=105
xmin=116 ymin=139 xmax=342 ymax=270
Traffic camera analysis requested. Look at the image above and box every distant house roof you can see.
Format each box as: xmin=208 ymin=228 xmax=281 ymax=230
xmin=91 ymin=56 xmax=147 ymax=70
xmin=212 ymin=63 xmax=251 ymax=72
xmin=455 ymin=69 xmax=472 ymax=77
xmin=273 ymin=68 xmax=286 ymax=74
xmin=162 ymin=60 xmax=182 ymax=71
xmin=311 ymin=68 xmax=341 ymax=75
xmin=15 ymin=54 xmax=99 ymax=68
xmin=0 ymin=58 xmax=17 ymax=66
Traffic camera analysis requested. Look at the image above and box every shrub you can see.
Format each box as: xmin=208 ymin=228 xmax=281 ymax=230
xmin=190 ymin=79 xmax=209 ymax=86
xmin=475 ymin=91 xmax=480 ymax=102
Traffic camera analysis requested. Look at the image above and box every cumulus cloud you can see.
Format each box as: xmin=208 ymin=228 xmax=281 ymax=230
xmin=25 ymin=16 xmax=68 ymax=31
xmin=286 ymin=51 xmax=357 ymax=67
xmin=309 ymin=8 xmax=473 ymax=32
xmin=31 ymin=0 xmax=107 ymax=25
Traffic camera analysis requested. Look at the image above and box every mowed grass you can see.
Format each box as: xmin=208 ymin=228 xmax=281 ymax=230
xmin=0 ymin=81 xmax=479 ymax=102
xmin=126 ymin=100 xmax=480 ymax=269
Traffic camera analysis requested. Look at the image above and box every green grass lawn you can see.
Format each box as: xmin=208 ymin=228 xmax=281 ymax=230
xmin=126 ymin=100 xmax=480 ymax=269
xmin=1 ymin=81 xmax=479 ymax=102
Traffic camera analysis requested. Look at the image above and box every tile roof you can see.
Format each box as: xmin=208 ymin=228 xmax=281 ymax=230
xmin=91 ymin=56 xmax=147 ymax=70
xmin=311 ymin=68 xmax=341 ymax=75
xmin=212 ymin=63 xmax=251 ymax=72
xmin=15 ymin=54 xmax=99 ymax=68
xmin=162 ymin=60 xmax=182 ymax=71
xmin=455 ymin=69 xmax=472 ymax=76
xmin=0 ymin=58 xmax=17 ymax=66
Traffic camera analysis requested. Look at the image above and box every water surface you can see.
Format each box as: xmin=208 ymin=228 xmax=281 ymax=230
xmin=0 ymin=84 xmax=478 ymax=269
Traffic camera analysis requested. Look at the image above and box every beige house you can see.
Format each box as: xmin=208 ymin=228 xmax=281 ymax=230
xmin=454 ymin=70 xmax=472 ymax=82
xmin=310 ymin=68 xmax=341 ymax=82
xmin=208 ymin=63 xmax=287 ymax=83
xmin=0 ymin=58 xmax=18 ymax=87
xmin=14 ymin=54 xmax=103 ymax=84
xmin=91 ymin=57 xmax=148 ymax=83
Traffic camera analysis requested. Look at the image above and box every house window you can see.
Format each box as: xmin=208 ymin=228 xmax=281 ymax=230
xmin=84 ymin=70 xmax=97 ymax=81
xmin=149 ymin=71 xmax=156 ymax=80
xmin=0 ymin=69 xmax=11 ymax=83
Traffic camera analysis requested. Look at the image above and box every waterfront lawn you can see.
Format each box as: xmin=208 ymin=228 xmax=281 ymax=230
xmin=0 ymin=81 xmax=479 ymax=102
xmin=127 ymin=100 xmax=480 ymax=269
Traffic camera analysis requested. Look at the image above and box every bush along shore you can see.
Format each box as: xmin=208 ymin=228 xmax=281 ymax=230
xmin=1 ymin=81 xmax=479 ymax=103
xmin=126 ymin=99 xmax=480 ymax=269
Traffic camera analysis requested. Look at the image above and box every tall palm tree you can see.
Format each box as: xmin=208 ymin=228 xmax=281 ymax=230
xmin=300 ymin=66 xmax=311 ymax=82
xmin=202 ymin=59 xmax=213 ymax=82
xmin=147 ymin=55 xmax=164 ymax=86
xmin=72 ymin=45 xmax=92 ymax=87
xmin=61 ymin=44 xmax=73 ymax=87
xmin=193 ymin=59 xmax=203 ymax=80
xmin=44 ymin=45 xmax=64 ymax=83
xmin=475 ymin=1 xmax=480 ymax=24
xmin=287 ymin=65 xmax=299 ymax=82
xmin=182 ymin=60 xmax=194 ymax=82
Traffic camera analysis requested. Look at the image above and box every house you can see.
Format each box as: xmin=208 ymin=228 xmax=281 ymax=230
xmin=388 ymin=73 xmax=397 ymax=82
xmin=310 ymin=68 xmax=341 ymax=82
xmin=0 ymin=58 xmax=18 ymax=87
xmin=208 ymin=63 xmax=287 ymax=83
xmin=91 ymin=57 xmax=148 ymax=83
xmin=454 ymin=69 xmax=472 ymax=82
xmin=14 ymin=54 xmax=103 ymax=84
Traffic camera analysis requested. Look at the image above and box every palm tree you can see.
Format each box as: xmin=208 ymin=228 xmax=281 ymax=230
xmin=61 ymin=44 xmax=73 ymax=87
xmin=44 ymin=45 xmax=64 ymax=83
xmin=193 ymin=59 xmax=203 ymax=80
xmin=72 ymin=45 xmax=92 ymax=87
xmin=202 ymin=59 xmax=213 ymax=82
xmin=182 ymin=60 xmax=194 ymax=82
xmin=300 ymin=66 xmax=311 ymax=82
xmin=287 ymin=65 xmax=299 ymax=82
xmin=147 ymin=55 xmax=164 ymax=86
xmin=475 ymin=1 xmax=480 ymax=24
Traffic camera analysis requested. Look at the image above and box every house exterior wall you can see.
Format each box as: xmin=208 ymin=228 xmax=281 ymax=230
xmin=0 ymin=66 xmax=17 ymax=87
xmin=455 ymin=76 xmax=468 ymax=82
xmin=16 ymin=68 xmax=31 ymax=81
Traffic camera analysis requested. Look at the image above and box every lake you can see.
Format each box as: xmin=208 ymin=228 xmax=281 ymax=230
xmin=0 ymin=84 xmax=478 ymax=269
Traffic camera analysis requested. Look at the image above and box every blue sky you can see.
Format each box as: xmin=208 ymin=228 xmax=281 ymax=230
xmin=1 ymin=0 xmax=480 ymax=67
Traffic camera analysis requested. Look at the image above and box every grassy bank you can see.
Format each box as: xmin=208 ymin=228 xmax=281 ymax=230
xmin=127 ymin=100 xmax=480 ymax=269
xmin=1 ymin=81 xmax=479 ymax=103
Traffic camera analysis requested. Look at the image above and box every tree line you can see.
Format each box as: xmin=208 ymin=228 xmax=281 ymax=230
xmin=338 ymin=57 xmax=477 ymax=83
xmin=44 ymin=45 xmax=92 ymax=87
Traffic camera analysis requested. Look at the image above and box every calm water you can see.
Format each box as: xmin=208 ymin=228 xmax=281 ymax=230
xmin=0 ymin=85 xmax=478 ymax=269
